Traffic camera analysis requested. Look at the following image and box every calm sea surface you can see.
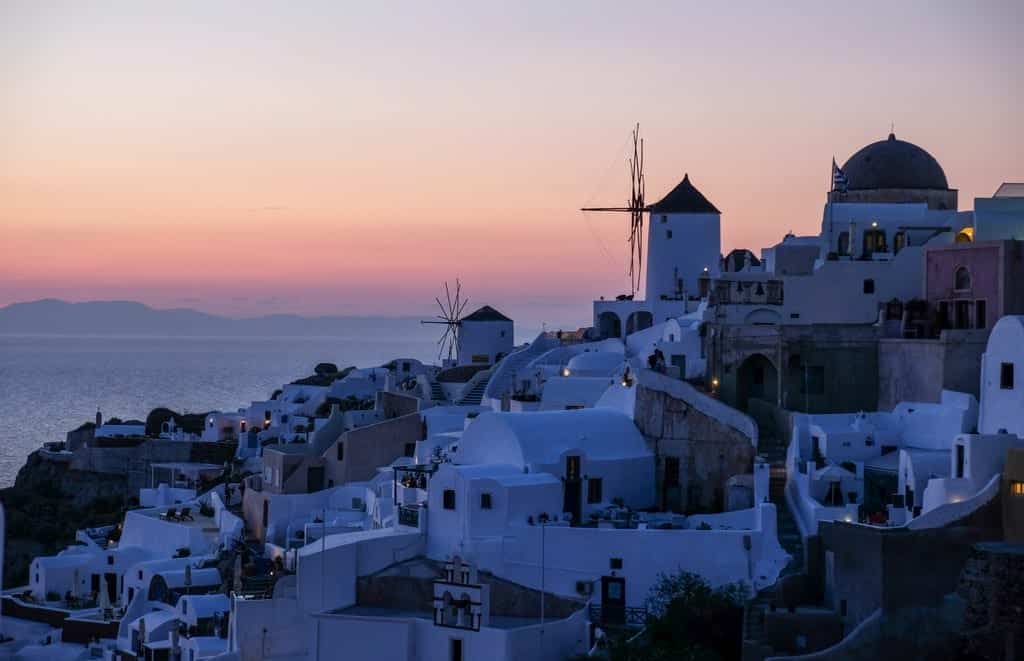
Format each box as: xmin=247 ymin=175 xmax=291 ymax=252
xmin=0 ymin=331 xmax=443 ymax=487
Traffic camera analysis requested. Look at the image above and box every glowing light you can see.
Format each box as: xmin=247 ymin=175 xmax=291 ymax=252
xmin=561 ymin=367 xmax=570 ymax=377
xmin=711 ymin=377 xmax=720 ymax=388
xmin=871 ymin=220 xmax=879 ymax=228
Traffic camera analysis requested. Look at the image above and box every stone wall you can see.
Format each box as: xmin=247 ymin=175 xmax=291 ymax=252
xmin=377 ymin=390 xmax=421 ymax=420
xmin=708 ymin=324 xmax=880 ymax=414
xmin=816 ymin=490 xmax=1003 ymax=631
xmin=68 ymin=439 xmax=234 ymax=490
xmin=877 ymin=331 xmax=987 ymax=410
xmin=634 ymin=370 xmax=756 ymax=513
xmin=957 ymin=542 xmax=1024 ymax=659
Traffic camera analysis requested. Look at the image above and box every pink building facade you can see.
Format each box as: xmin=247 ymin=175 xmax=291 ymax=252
xmin=925 ymin=240 xmax=1024 ymax=331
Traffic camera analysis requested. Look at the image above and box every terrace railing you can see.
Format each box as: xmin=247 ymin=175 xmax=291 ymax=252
xmin=398 ymin=504 xmax=421 ymax=528
xmin=588 ymin=603 xmax=648 ymax=628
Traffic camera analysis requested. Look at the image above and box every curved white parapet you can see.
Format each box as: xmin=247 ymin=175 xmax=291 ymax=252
xmin=907 ymin=472 xmax=1001 ymax=530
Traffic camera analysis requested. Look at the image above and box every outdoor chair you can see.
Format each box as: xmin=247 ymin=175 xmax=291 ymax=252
xmin=178 ymin=507 xmax=194 ymax=521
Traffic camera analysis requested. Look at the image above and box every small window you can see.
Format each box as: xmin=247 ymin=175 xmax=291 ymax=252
xmin=609 ymin=557 xmax=623 ymax=570
xmin=863 ymin=279 xmax=875 ymax=294
xmin=1001 ymin=363 xmax=1015 ymax=390
xmin=404 ymin=442 xmax=416 ymax=458
xmin=182 ymin=600 xmax=187 ymax=614
xmin=837 ymin=231 xmax=850 ymax=256
xmin=107 ymin=555 xmax=114 ymax=566
xmin=954 ymin=267 xmax=971 ymax=291
xmin=138 ymin=570 xmax=143 ymax=580
xmin=443 ymin=489 xmax=456 ymax=510
xmin=336 ymin=442 xmax=344 ymax=461
xmin=587 ymin=478 xmax=603 ymax=504
xmin=863 ymin=229 xmax=886 ymax=255
xmin=666 ymin=230 xmax=673 ymax=239
xmin=955 ymin=300 xmax=971 ymax=329
xmin=480 ymin=493 xmax=492 ymax=509
xmin=1011 ymin=481 xmax=1024 ymax=496
xmin=660 ymin=215 xmax=668 ymax=224
xmin=893 ymin=231 xmax=906 ymax=253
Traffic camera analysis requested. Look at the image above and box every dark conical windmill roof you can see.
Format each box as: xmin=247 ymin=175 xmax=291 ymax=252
xmin=647 ymin=174 xmax=720 ymax=214
xmin=461 ymin=305 xmax=512 ymax=322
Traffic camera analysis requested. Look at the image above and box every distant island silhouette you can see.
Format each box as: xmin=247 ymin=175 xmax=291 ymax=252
xmin=0 ymin=299 xmax=425 ymax=337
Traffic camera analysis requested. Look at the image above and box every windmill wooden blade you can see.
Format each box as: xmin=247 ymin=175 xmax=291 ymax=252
xmin=579 ymin=123 xmax=646 ymax=297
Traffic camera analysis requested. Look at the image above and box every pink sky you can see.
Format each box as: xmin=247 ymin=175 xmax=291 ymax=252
xmin=2 ymin=2 xmax=1022 ymax=327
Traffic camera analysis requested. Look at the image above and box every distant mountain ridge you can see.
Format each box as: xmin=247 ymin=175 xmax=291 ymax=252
xmin=0 ymin=299 xmax=426 ymax=337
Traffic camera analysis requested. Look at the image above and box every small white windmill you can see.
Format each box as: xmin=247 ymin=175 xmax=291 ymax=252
xmin=420 ymin=280 xmax=469 ymax=366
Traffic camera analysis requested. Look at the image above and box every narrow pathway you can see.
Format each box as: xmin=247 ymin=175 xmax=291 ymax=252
xmin=743 ymin=418 xmax=805 ymax=658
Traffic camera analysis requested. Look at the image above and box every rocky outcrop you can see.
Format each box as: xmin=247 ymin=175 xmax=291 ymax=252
xmin=1 ymin=451 xmax=132 ymax=588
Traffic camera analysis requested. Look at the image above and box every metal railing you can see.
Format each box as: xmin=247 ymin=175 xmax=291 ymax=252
xmin=588 ymin=603 xmax=648 ymax=628
xmin=398 ymin=504 xmax=420 ymax=528
xmin=710 ymin=279 xmax=784 ymax=306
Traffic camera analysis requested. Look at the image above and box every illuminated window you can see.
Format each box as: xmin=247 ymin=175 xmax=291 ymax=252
xmin=1010 ymin=481 xmax=1024 ymax=496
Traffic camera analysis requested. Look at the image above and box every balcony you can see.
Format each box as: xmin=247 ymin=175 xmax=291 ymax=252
xmin=710 ymin=279 xmax=784 ymax=306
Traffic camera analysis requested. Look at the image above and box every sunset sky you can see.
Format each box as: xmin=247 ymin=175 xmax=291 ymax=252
xmin=2 ymin=1 xmax=1022 ymax=327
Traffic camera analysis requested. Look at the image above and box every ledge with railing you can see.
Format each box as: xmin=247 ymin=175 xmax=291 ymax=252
xmin=587 ymin=603 xmax=648 ymax=628
xmin=709 ymin=279 xmax=784 ymax=306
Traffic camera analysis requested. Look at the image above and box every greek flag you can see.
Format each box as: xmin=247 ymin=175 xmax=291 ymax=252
xmin=832 ymin=158 xmax=848 ymax=193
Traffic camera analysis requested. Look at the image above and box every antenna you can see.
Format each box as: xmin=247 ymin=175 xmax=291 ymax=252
xmin=581 ymin=123 xmax=647 ymax=296
xmin=421 ymin=279 xmax=469 ymax=363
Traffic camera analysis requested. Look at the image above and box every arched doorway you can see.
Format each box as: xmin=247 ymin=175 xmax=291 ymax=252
xmin=737 ymin=353 xmax=778 ymax=411
xmin=597 ymin=312 xmax=622 ymax=339
xmin=625 ymin=311 xmax=653 ymax=335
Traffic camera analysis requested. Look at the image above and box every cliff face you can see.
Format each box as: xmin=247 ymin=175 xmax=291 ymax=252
xmin=1 ymin=451 xmax=133 ymax=588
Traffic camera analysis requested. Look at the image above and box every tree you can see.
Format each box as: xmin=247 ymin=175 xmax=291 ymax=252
xmin=610 ymin=571 xmax=747 ymax=661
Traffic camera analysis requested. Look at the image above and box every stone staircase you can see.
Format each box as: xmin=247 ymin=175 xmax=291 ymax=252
xmin=428 ymin=381 xmax=446 ymax=402
xmin=743 ymin=420 xmax=805 ymax=657
xmin=456 ymin=373 xmax=491 ymax=406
